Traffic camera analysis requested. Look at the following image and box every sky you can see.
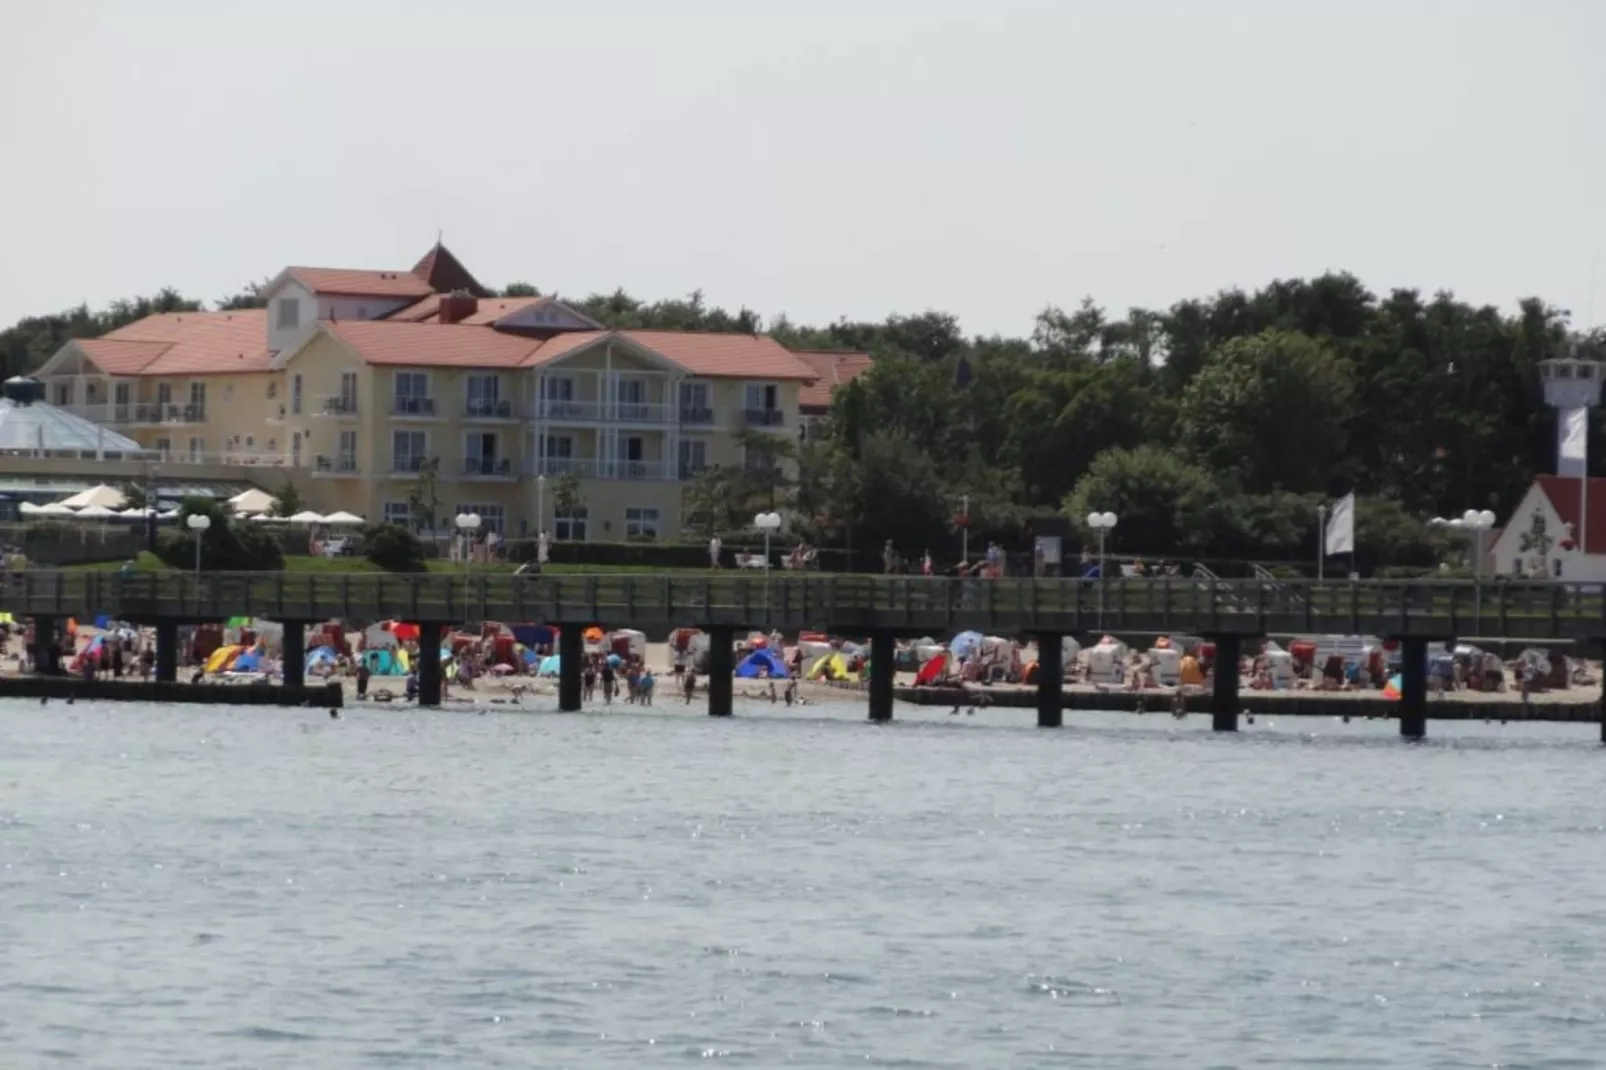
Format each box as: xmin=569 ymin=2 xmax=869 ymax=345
xmin=2 ymin=0 xmax=1604 ymax=337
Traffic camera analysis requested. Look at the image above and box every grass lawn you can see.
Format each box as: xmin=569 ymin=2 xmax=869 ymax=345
xmin=66 ymin=553 xmax=714 ymax=576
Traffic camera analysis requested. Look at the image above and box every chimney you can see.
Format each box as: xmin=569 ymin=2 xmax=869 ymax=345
xmin=438 ymin=289 xmax=478 ymax=326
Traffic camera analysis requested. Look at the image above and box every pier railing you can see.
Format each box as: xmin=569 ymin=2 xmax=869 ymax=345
xmin=4 ymin=572 xmax=1604 ymax=639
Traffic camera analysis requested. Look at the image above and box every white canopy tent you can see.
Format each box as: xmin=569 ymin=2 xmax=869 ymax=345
xmin=57 ymin=484 xmax=125 ymax=510
xmin=288 ymin=510 xmax=327 ymax=525
xmin=35 ymin=502 xmax=76 ymax=516
xmin=18 ymin=501 xmax=42 ymax=515
xmin=119 ymin=506 xmax=156 ymax=518
xmin=229 ymin=488 xmax=277 ymax=515
xmin=75 ymin=504 xmax=118 ymax=519
xmin=323 ymin=510 xmax=365 ymax=525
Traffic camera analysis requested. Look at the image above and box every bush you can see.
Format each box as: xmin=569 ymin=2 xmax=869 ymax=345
xmin=154 ymin=497 xmax=285 ymax=572
xmin=363 ymin=523 xmax=428 ymax=573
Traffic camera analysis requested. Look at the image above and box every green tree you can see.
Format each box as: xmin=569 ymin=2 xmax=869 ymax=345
xmin=362 ymin=523 xmax=428 ymax=572
xmin=405 ymin=457 xmax=442 ymax=533
xmin=271 ymin=478 xmax=304 ymax=518
xmin=502 ymin=282 xmax=540 ymax=297
xmin=549 ymin=473 xmax=583 ymax=536
xmin=156 ymin=497 xmax=284 ymax=572
xmin=1063 ymin=446 xmax=1223 ymax=558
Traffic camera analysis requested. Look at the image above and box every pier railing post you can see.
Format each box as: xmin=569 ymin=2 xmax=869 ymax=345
xmin=1035 ymin=632 xmax=1064 ymax=728
xmin=707 ymin=627 xmax=734 ymax=717
xmin=281 ymin=621 xmax=307 ymax=689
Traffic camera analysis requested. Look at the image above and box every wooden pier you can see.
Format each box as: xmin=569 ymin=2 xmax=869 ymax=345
xmin=5 ymin=570 xmax=1603 ymax=740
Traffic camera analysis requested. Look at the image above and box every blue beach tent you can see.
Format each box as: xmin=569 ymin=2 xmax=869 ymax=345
xmin=735 ymin=647 xmax=789 ymax=678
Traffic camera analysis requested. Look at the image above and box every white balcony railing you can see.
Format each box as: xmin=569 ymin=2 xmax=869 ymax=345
xmin=532 ymin=458 xmax=676 ymax=481
xmin=62 ymin=402 xmax=208 ymax=425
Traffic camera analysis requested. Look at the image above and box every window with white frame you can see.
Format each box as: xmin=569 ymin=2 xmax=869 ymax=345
xmin=625 ymin=507 xmax=660 ymax=539
xmin=617 ymin=377 xmax=647 ymax=418
xmin=337 ymin=429 xmax=358 ymax=470
xmin=155 ymin=436 xmax=172 ymax=457
xmin=744 ymin=383 xmax=778 ymax=411
xmin=156 ymin=382 xmax=173 ymax=407
xmin=455 ymin=503 xmax=506 ymax=535
xmin=338 ymin=371 xmax=358 ymax=412
xmin=383 ymin=501 xmax=412 ymax=528
xmin=291 ymin=374 xmax=302 ymax=416
xmin=678 ymin=439 xmax=708 ymax=477
xmin=394 ymin=371 xmax=431 ymax=415
xmin=392 ymin=429 xmax=427 ymax=471
xmin=466 ymin=374 xmax=502 ymax=417
xmin=276 ymin=298 xmax=300 ymax=330
xmin=541 ymin=376 xmax=574 ymax=400
xmin=187 ymin=437 xmax=205 ymax=461
xmin=464 ymin=431 xmax=503 ymax=475
xmin=554 ymin=507 xmax=588 ymax=542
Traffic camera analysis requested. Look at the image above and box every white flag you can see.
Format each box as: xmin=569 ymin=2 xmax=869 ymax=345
xmin=1325 ymin=493 xmax=1355 ymax=556
xmin=1562 ymin=406 xmax=1588 ymax=463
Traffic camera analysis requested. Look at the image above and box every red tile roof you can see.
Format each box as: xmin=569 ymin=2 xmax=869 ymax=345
xmin=285 ymin=267 xmax=434 ymax=299
xmin=1533 ymin=475 xmax=1606 ymax=554
xmin=794 ymin=350 xmax=874 ymax=409
xmin=411 ymin=242 xmax=492 ymax=297
xmin=384 ymin=294 xmax=549 ymax=326
xmin=78 ymin=311 xmax=273 ymax=376
xmin=324 ymin=320 xmax=543 ymax=368
xmin=614 ymin=331 xmax=819 ymax=380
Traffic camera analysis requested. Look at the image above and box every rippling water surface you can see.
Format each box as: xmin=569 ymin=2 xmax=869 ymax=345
xmin=2 ymin=697 xmax=1604 ymax=1068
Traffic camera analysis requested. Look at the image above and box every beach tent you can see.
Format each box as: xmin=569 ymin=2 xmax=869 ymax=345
xmin=362 ymin=648 xmax=410 ymax=676
xmin=205 ymin=645 xmax=243 ymax=673
xmin=58 ymin=484 xmax=125 ymax=510
xmin=228 ymin=488 xmax=276 ymax=515
xmin=537 ymin=654 xmax=561 ymax=677
xmin=1382 ymin=674 xmax=1403 ymax=700
xmin=950 ymin=631 xmax=983 ymax=660
xmin=736 ymin=647 xmax=789 ymax=678
xmin=914 ymin=650 xmax=951 ymax=685
xmin=808 ymin=653 xmax=852 ymax=681
xmin=231 ymin=648 xmax=264 ymax=672
xmin=305 ymin=646 xmax=338 ymax=674
xmin=512 ymin=624 xmax=555 ymax=648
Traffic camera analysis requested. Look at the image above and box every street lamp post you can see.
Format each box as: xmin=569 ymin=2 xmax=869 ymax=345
xmin=185 ymin=513 xmax=211 ymax=591
xmin=755 ymin=511 xmax=782 ymax=616
xmin=1085 ymin=511 xmax=1118 ymax=628
xmin=455 ymin=512 xmax=481 ymax=579
xmin=536 ymin=474 xmax=546 ymax=540
xmin=1431 ymin=508 xmax=1496 ymax=626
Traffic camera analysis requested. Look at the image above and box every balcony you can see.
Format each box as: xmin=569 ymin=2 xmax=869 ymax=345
xmin=462 ymin=457 xmax=514 ymax=479
xmin=533 ymin=458 xmax=675 ymax=481
xmin=464 ymin=398 xmax=516 ymax=420
xmin=391 ymin=455 xmax=430 ymax=474
xmin=614 ymin=401 xmax=672 ymax=424
xmin=321 ymin=396 xmax=359 ymax=417
xmin=315 ymin=454 xmax=360 ymax=475
xmin=679 ymin=462 xmax=710 ymax=480
xmin=742 ymin=408 xmax=784 ymax=428
xmin=535 ymin=399 xmax=603 ymax=421
xmin=679 ymin=406 xmax=715 ymax=426
xmin=392 ymin=397 xmax=437 ymax=417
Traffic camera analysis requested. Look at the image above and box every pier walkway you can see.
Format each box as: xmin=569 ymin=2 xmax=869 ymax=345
xmin=6 ymin=570 xmax=1602 ymax=740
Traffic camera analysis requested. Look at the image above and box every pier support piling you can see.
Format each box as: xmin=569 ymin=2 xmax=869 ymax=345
xmin=707 ymin=627 xmax=734 ymax=717
xmin=1035 ymin=632 xmax=1064 ymax=728
xmin=281 ymin=621 xmax=306 ymax=690
xmin=1400 ymin=636 xmax=1428 ymax=739
xmin=1211 ymin=634 xmax=1241 ymax=732
xmin=868 ymin=631 xmax=895 ymax=722
xmin=418 ymin=621 xmax=443 ymax=708
xmin=31 ymin=615 xmax=58 ymax=675
xmin=558 ymin=625 xmax=582 ymax=712
xmin=154 ymin=620 xmax=178 ymax=683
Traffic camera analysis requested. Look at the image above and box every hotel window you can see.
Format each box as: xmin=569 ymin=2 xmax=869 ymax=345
xmin=155 ymin=437 xmax=172 ymax=457
xmin=617 ymin=377 xmax=647 ymax=419
xmin=187 ymin=437 xmax=204 ymax=461
xmin=544 ymin=434 xmax=574 ymax=459
xmin=466 ymin=374 xmax=503 ymax=417
xmin=554 ymin=507 xmax=587 ymax=542
xmin=678 ymin=439 xmax=707 ymax=477
xmin=383 ymin=501 xmax=412 ymax=528
xmin=625 ymin=507 xmax=660 ymax=539
xmin=465 ymin=431 xmax=503 ymax=475
xmin=337 ymin=430 xmax=358 ymax=470
xmin=157 ymin=382 xmax=173 ymax=407
xmin=291 ymin=374 xmax=302 ymax=416
xmin=338 ymin=371 xmax=358 ymax=412
xmin=392 ymin=430 xmax=427 ymax=471
xmin=276 ymin=298 xmax=300 ymax=330
xmin=54 ymin=383 xmax=69 ymax=405
xmin=394 ymin=372 xmax=431 ymax=415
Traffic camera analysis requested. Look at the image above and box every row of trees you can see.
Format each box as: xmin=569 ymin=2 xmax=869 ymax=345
xmin=9 ymin=272 xmax=1603 ymax=572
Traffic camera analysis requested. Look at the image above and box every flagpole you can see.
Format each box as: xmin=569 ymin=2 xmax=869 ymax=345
xmin=1317 ymin=504 xmax=1326 ymax=581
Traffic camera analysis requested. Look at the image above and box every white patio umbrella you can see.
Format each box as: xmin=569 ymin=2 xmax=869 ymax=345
xmin=58 ymin=484 xmax=126 ymax=510
xmin=119 ymin=506 xmax=155 ymax=518
xmin=36 ymin=502 xmax=76 ymax=516
xmin=19 ymin=501 xmax=42 ymax=515
xmin=250 ymin=513 xmax=289 ymax=523
xmin=157 ymin=508 xmax=180 ymax=520
xmin=323 ymin=510 xmax=365 ymax=525
xmin=287 ymin=510 xmax=326 ymax=525
xmin=229 ymin=488 xmax=277 ymax=515
xmin=75 ymin=504 xmax=118 ymax=519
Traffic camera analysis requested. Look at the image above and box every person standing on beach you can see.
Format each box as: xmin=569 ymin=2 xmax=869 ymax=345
xmin=355 ymin=660 xmax=371 ymax=700
xmin=600 ymin=659 xmax=616 ymax=704
xmin=640 ymin=668 xmax=655 ymax=706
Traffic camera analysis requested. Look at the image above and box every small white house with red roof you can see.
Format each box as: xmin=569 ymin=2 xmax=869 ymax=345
xmin=1489 ymin=475 xmax=1606 ymax=581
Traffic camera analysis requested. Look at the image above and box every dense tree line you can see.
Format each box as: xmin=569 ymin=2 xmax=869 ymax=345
xmin=8 ymin=273 xmax=1602 ymax=573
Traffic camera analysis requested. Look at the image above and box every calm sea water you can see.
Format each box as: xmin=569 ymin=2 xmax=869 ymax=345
xmin=2 ymin=696 xmax=1604 ymax=1068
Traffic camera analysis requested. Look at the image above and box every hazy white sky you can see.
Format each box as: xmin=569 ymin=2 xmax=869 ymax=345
xmin=2 ymin=0 xmax=1603 ymax=336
